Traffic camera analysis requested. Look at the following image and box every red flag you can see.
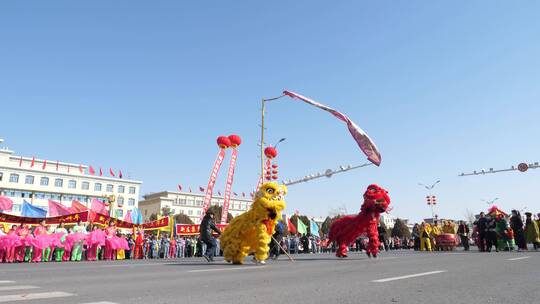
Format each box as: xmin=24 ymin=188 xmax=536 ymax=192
xmin=68 ymin=166 xmax=70 ymax=173
xmin=31 ymin=157 xmax=35 ymax=167
xmin=124 ymin=210 xmax=133 ymax=223
xmin=79 ymin=164 xmax=83 ymax=173
xmin=177 ymin=184 xmax=182 ymax=191
xmin=69 ymin=200 xmax=88 ymax=213
xmin=218 ymin=190 xmax=222 ymax=196
xmin=0 ymin=196 xmax=14 ymax=211
xmin=233 ymin=192 xmax=238 ymax=196
xmin=99 ymin=168 xmax=103 ymax=176
xmin=89 ymin=166 xmax=96 ymax=175
xmin=91 ymin=198 xmax=108 ymax=214
xmin=199 ymin=186 xmax=205 ymax=192
xmin=48 ymin=200 xmax=71 ymax=216
xmin=189 ymin=187 xmax=192 ymax=193
xmin=19 ymin=156 xmax=23 ymax=167
xmin=118 ymin=170 xmax=123 ymax=179
xmin=242 ymin=192 xmax=246 ymax=197
xmin=56 ymin=160 xmax=59 ymax=171
xmin=287 ymin=217 xmax=297 ymax=234
xmin=42 ymin=159 xmax=47 ymax=170
xmin=109 ymin=168 xmax=116 ymax=177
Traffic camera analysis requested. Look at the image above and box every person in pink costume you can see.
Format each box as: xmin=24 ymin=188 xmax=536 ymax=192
xmin=104 ymin=221 xmax=118 ymax=260
xmin=32 ymin=220 xmax=48 ymax=263
xmin=15 ymin=223 xmax=30 ymax=262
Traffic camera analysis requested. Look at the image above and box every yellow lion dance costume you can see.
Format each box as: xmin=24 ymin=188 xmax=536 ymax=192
xmin=220 ymin=182 xmax=287 ymax=264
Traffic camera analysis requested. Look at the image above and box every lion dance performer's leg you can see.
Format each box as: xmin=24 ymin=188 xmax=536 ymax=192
xmin=254 ymin=223 xmax=271 ymax=262
xmin=365 ymin=221 xmax=381 ymax=257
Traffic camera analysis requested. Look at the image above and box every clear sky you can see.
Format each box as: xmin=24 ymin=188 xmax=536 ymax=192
xmin=1 ymin=1 xmax=539 ymax=222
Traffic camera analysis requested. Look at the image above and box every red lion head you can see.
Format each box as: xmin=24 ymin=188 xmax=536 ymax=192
xmin=361 ymin=184 xmax=390 ymax=214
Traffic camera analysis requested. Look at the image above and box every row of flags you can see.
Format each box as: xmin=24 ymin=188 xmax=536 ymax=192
xmin=18 ymin=157 xmax=124 ymax=179
xmin=177 ymin=184 xmax=250 ymax=198
xmin=0 ymin=196 xmax=140 ymax=224
xmin=286 ymin=215 xmax=320 ymax=237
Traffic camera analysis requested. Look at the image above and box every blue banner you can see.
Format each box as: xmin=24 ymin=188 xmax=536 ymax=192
xmin=21 ymin=200 xmax=47 ymax=218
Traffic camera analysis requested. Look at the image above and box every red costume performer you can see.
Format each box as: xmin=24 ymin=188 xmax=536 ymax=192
xmin=133 ymin=230 xmax=144 ymax=259
xmin=328 ymin=184 xmax=391 ymax=258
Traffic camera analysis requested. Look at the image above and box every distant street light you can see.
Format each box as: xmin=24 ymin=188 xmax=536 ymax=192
xmin=459 ymin=162 xmax=539 ymax=176
xmin=482 ymin=198 xmax=499 ymax=206
xmin=283 ymin=163 xmax=373 ymax=186
xmin=419 ymin=180 xmax=440 ymax=218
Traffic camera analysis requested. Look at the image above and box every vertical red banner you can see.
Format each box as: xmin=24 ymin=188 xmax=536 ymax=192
xmin=201 ymin=149 xmax=226 ymax=220
xmin=221 ymin=148 xmax=238 ymax=224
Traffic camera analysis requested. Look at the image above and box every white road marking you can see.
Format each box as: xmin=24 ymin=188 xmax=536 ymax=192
xmin=0 ymin=291 xmax=75 ymax=302
xmin=507 ymin=256 xmax=530 ymax=261
xmin=0 ymin=285 xmax=39 ymax=292
xmin=188 ymin=266 xmax=267 ymax=273
xmin=372 ymin=270 xmax=447 ymax=283
xmin=0 ymin=281 xmax=15 ymax=284
xmin=80 ymin=302 xmax=119 ymax=304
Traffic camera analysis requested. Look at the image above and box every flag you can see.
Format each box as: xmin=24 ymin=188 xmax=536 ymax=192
xmin=199 ymin=186 xmax=205 ymax=192
xmin=90 ymin=198 xmax=108 ymax=215
xmin=283 ymin=90 xmax=382 ymax=166
xmin=21 ymin=201 xmax=47 ymax=218
xmin=189 ymin=187 xmax=192 ymax=193
xmin=131 ymin=208 xmax=143 ymax=224
xmin=30 ymin=157 xmax=35 ymax=167
xmin=218 ymin=190 xmax=222 ymax=196
xmin=310 ymin=219 xmax=320 ymax=237
xmin=297 ymin=217 xmax=308 ymax=236
xmin=48 ymin=200 xmax=71 ymax=217
xmin=42 ymin=159 xmax=47 ymax=170
xmin=124 ymin=210 xmax=133 ymax=223
xmin=89 ymin=166 xmax=96 ymax=175
xmin=287 ymin=217 xmax=297 ymax=234
xmin=0 ymin=196 xmax=14 ymax=211
xmin=18 ymin=156 xmax=23 ymax=167
xmin=242 ymin=192 xmax=245 ymax=197
xmin=233 ymin=192 xmax=238 ymax=196
xmin=79 ymin=165 xmax=83 ymax=173
xmin=70 ymin=200 xmax=88 ymax=213
xmin=99 ymin=168 xmax=103 ymax=176
xmin=177 ymin=184 xmax=182 ymax=191
xmin=119 ymin=170 xmax=123 ymax=179
xmin=109 ymin=168 xmax=115 ymax=177
xmin=56 ymin=160 xmax=59 ymax=171
xmin=67 ymin=166 xmax=70 ymax=173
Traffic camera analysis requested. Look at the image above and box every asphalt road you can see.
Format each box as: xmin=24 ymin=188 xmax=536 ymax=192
xmin=0 ymin=250 xmax=538 ymax=304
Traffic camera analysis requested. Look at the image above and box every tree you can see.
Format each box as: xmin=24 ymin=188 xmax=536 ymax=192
xmin=321 ymin=215 xmax=342 ymax=236
xmin=391 ymin=218 xmax=411 ymax=238
xmin=161 ymin=206 xmax=173 ymax=217
xmin=149 ymin=213 xmax=158 ymax=222
xmin=206 ymin=205 xmax=233 ymax=223
xmin=379 ymin=219 xmax=391 ymax=236
xmin=174 ymin=213 xmax=194 ymax=225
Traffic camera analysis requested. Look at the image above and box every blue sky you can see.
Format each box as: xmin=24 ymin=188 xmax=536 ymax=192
xmin=1 ymin=1 xmax=539 ymax=222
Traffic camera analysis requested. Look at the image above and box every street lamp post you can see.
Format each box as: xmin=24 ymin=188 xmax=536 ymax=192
xmin=419 ymin=180 xmax=440 ymax=219
xmin=482 ymin=198 xmax=499 ymax=206
xmin=260 ymin=95 xmax=285 ymax=177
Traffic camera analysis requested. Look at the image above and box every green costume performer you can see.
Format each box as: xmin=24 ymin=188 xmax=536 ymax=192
xmin=55 ymin=224 xmax=68 ymax=262
xmin=495 ymin=216 xmax=513 ymax=251
xmin=71 ymin=222 xmax=87 ymax=261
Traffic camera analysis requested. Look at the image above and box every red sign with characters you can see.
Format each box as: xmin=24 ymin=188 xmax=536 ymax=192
xmin=175 ymin=224 xmax=228 ymax=235
xmin=0 ymin=211 xmax=89 ymax=225
xmin=142 ymin=217 xmax=170 ymax=230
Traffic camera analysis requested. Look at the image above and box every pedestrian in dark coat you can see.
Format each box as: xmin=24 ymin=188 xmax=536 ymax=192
xmin=199 ymin=212 xmax=221 ymax=262
xmin=510 ymin=210 xmax=527 ymax=250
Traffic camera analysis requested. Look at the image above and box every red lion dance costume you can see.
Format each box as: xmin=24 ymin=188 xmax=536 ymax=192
xmin=328 ymin=184 xmax=391 ymax=258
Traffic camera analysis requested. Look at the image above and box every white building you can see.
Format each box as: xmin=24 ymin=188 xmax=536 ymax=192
xmin=380 ymin=214 xmax=396 ymax=228
xmin=0 ymin=139 xmax=142 ymax=219
xmin=139 ymin=191 xmax=252 ymax=224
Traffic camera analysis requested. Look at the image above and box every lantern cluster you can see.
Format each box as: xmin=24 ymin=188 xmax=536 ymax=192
xmin=264 ymin=147 xmax=279 ymax=181
xmin=426 ymin=195 xmax=437 ymax=206
xmin=217 ymin=134 xmax=242 ymax=149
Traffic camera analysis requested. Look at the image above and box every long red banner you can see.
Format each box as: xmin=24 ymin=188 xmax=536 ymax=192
xmin=221 ymin=148 xmax=238 ymax=224
xmin=142 ymin=217 xmax=170 ymax=230
xmin=89 ymin=211 xmax=134 ymax=229
xmin=201 ymin=149 xmax=226 ymax=220
xmin=176 ymin=224 xmax=227 ymax=236
xmin=0 ymin=211 xmax=89 ymax=225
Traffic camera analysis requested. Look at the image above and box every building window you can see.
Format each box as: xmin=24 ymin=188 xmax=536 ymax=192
xmin=128 ymin=187 xmax=136 ymax=194
xmin=82 ymin=181 xmax=89 ymax=190
xmin=188 ymin=210 xmax=193 ymax=215
xmin=115 ymin=209 xmax=124 ymax=218
xmin=195 ymin=200 xmax=203 ymax=206
xmin=9 ymin=174 xmax=19 ymax=183
xmin=12 ymin=204 xmax=22 ymax=212
xmin=118 ymin=185 xmax=125 ymax=193
xmin=40 ymin=177 xmax=49 ymax=186
xmin=68 ymin=180 xmax=77 ymax=189
xmin=25 ymin=175 xmax=35 ymax=184
xmin=197 ymin=210 xmax=201 ymax=216
xmin=106 ymin=184 xmax=113 ymax=192
xmin=94 ymin=183 xmax=102 ymax=191
xmin=54 ymin=178 xmax=63 ymax=187
xmin=117 ymin=197 xmax=124 ymax=207
xmin=128 ymin=198 xmax=135 ymax=206
xmin=179 ymin=209 xmax=184 ymax=214
xmin=175 ymin=199 xmax=186 ymax=206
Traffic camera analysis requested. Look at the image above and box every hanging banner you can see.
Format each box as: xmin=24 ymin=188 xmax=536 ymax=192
xmin=90 ymin=212 xmax=134 ymax=229
xmin=176 ymin=224 xmax=227 ymax=236
xmin=200 ymin=149 xmax=226 ymax=220
xmin=221 ymin=148 xmax=238 ymax=224
xmin=0 ymin=211 xmax=89 ymax=225
xmin=283 ymin=90 xmax=382 ymax=166
xmin=142 ymin=216 xmax=170 ymax=230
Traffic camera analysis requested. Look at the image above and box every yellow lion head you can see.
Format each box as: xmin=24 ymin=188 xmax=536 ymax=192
xmin=253 ymin=182 xmax=287 ymax=220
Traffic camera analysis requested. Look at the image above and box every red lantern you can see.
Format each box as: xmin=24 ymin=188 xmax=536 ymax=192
xmin=217 ymin=136 xmax=231 ymax=149
xmin=272 ymin=175 xmax=278 ymax=180
xmin=228 ymin=135 xmax=242 ymax=148
xmin=264 ymin=147 xmax=278 ymax=159
xmin=272 ymin=170 xmax=278 ymax=174
xmin=272 ymin=164 xmax=278 ymax=168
